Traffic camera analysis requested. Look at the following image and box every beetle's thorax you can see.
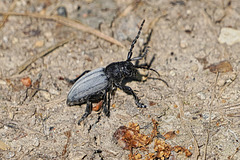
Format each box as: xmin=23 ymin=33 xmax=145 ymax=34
xmin=105 ymin=61 xmax=136 ymax=82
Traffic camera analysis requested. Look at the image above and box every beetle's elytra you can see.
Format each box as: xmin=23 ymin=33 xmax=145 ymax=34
xmin=66 ymin=20 xmax=159 ymax=124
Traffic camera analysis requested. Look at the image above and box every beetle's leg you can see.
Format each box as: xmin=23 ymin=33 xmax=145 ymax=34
xmin=107 ymin=91 xmax=111 ymax=116
xmin=78 ymin=101 xmax=92 ymax=125
xmin=102 ymin=90 xmax=110 ymax=117
xmin=65 ymin=70 xmax=91 ymax=84
xmin=117 ymin=84 xmax=146 ymax=108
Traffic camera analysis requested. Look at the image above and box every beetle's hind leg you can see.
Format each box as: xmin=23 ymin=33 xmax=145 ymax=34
xmin=78 ymin=101 xmax=92 ymax=125
xmin=65 ymin=70 xmax=91 ymax=84
xmin=102 ymin=90 xmax=110 ymax=117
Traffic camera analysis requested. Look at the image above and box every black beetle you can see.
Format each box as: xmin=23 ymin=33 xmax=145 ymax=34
xmin=66 ymin=20 xmax=159 ymax=124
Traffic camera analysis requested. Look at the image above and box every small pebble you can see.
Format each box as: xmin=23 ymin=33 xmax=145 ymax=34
xmin=3 ymin=36 xmax=8 ymax=43
xmin=0 ymin=79 xmax=7 ymax=85
xmin=184 ymin=25 xmax=192 ymax=32
xmin=57 ymin=6 xmax=68 ymax=17
xmin=197 ymin=92 xmax=206 ymax=100
xmin=33 ymin=137 xmax=40 ymax=147
xmin=49 ymin=88 xmax=60 ymax=95
xmin=218 ymin=28 xmax=240 ymax=45
xmin=44 ymin=32 xmax=52 ymax=38
xmin=35 ymin=40 xmax=44 ymax=48
xmin=12 ymin=37 xmax=18 ymax=44
xmin=186 ymin=10 xmax=192 ymax=15
xmin=6 ymin=152 xmax=15 ymax=159
xmin=169 ymin=70 xmax=176 ymax=76
xmin=191 ymin=64 xmax=198 ymax=72
xmin=41 ymin=91 xmax=51 ymax=100
xmin=180 ymin=40 xmax=188 ymax=48
xmin=202 ymin=112 xmax=216 ymax=120
xmin=217 ymin=79 xmax=225 ymax=86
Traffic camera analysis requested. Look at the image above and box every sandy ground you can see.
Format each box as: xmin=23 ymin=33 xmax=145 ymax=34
xmin=0 ymin=0 xmax=240 ymax=159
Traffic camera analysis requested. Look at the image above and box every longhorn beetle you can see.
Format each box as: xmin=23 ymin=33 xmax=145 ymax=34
xmin=66 ymin=20 xmax=159 ymax=124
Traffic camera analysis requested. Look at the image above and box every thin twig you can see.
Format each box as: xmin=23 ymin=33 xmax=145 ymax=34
xmin=0 ymin=11 xmax=124 ymax=48
xmin=14 ymin=36 xmax=75 ymax=74
xmin=0 ymin=1 xmax=16 ymax=29
xmin=222 ymin=103 xmax=240 ymax=110
xmin=219 ymin=73 xmax=237 ymax=96
xmin=117 ymin=0 xmax=140 ymax=18
xmin=228 ymin=144 xmax=240 ymax=159
xmin=178 ymin=99 xmax=200 ymax=160
xmin=203 ymin=72 xmax=219 ymax=159
xmin=147 ymin=12 xmax=167 ymax=33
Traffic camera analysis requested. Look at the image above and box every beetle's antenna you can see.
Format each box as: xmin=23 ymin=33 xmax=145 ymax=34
xmin=127 ymin=19 xmax=145 ymax=61
xmin=135 ymin=65 xmax=160 ymax=77
xmin=134 ymin=47 xmax=160 ymax=77
xmin=130 ymin=46 xmax=149 ymax=61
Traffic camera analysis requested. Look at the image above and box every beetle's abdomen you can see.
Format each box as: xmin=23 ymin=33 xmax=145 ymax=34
xmin=67 ymin=68 xmax=108 ymax=106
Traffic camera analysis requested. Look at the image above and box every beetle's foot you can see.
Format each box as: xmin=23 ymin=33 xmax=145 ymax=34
xmin=77 ymin=117 xmax=85 ymax=125
xmin=103 ymin=107 xmax=110 ymax=117
xmin=137 ymin=102 xmax=147 ymax=108
xmin=105 ymin=111 xmax=110 ymax=117
xmin=77 ymin=113 xmax=89 ymax=125
xmin=77 ymin=119 xmax=83 ymax=125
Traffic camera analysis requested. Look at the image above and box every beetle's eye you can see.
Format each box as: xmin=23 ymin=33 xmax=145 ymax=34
xmin=126 ymin=65 xmax=132 ymax=70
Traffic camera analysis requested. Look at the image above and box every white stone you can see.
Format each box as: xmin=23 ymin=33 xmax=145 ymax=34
xmin=218 ymin=28 xmax=240 ymax=45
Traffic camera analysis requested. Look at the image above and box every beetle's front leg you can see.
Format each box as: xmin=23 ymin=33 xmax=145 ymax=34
xmin=65 ymin=70 xmax=91 ymax=84
xmin=78 ymin=100 xmax=92 ymax=125
xmin=117 ymin=84 xmax=146 ymax=108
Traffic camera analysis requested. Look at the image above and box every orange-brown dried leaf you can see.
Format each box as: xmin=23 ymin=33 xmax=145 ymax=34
xmin=206 ymin=60 xmax=233 ymax=73
xmin=64 ymin=130 xmax=71 ymax=138
xmin=84 ymin=56 xmax=92 ymax=62
xmin=173 ymin=104 xmax=178 ymax=108
xmin=113 ymin=126 xmax=132 ymax=150
xmin=163 ymin=131 xmax=176 ymax=140
xmin=114 ymin=119 xmax=192 ymax=160
xmin=129 ymin=152 xmax=142 ymax=160
xmin=144 ymin=153 xmax=155 ymax=160
xmin=128 ymin=123 xmax=140 ymax=132
xmin=154 ymin=139 xmax=172 ymax=159
xmin=92 ymin=100 xmax=103 ymax=111
xmin=114 ymin=120 xmax=159 ymax=151
xmin=149 ymin=101 xmax=156 ymax=106
xmin=185 ymin=149 xmax=192 ymax=157
xmin=173 ymin=146 xmax=192 ymax=157
xmin=150 ymin=119 xmax=159 ymax=139
xmin=21 ymin=77 xmax=32 ymax=87
xmin=62 ymin=130 xmax=71 ymax=156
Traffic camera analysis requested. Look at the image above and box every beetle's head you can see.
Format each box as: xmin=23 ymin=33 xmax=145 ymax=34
xmin=122 ymin=61 xmax=137 ymax=78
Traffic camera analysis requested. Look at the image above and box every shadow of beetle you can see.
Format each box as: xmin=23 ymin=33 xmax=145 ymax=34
xmin=66 ymin=20 xmax=161 ymax=124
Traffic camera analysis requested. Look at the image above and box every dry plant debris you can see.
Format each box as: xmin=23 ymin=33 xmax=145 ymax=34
xmin=92 ymin=100 xmax=103 ymax=111
xmin=0 ymin=11 xmax=124 ymax=48
xmin=0 ymin=140 xmax=10 ymax=151
xmin=205 ymin=60 xmax=233 ymax=73
xmin=163 ymin=131 xmax=177 ymax=140
xmin=113 ymin=119 xmax=192 ymax=160
xmin=21 ymin=77 xmax=32 ymax=87
xmin=15 ymin=37 xmax=74 ymax=74
xmin=62 ymin=130 xmax=72 ymax=157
